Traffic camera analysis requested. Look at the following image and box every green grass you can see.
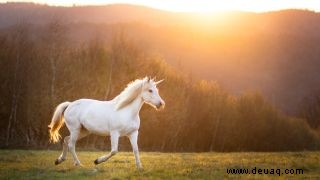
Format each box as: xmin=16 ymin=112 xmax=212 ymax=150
xmin=0 ymin=150 xmax=319 ymax=179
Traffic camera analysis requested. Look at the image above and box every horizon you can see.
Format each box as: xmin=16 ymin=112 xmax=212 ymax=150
xmin=1 ymin=0 xmax=320 ymax=13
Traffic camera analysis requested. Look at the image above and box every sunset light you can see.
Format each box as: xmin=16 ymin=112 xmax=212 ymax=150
xmin=2 ymin=0 xmax=320 ymax=12
xmin=1 ymin=0 xmax=320 ymax=178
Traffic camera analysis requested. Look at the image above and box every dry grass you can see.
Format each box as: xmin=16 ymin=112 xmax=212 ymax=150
xmin=0 ymin=150 xmax=319 ymax=179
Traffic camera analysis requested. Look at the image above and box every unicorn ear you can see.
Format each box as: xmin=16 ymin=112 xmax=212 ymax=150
xmin=155 ymin=79 xmax=164 ymax=85
xmin=152 ymin=76 xmax=157 ymax=82
xmin=145 ymin=76 xmax=150 ymax=82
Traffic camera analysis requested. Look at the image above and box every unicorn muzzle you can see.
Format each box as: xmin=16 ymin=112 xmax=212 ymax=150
xmin=156 ymin=100 xmax=165 ymax=109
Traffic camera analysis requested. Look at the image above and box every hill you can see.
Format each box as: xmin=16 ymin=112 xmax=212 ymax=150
xmin=1 ymin=3 xmax=319 ymax=114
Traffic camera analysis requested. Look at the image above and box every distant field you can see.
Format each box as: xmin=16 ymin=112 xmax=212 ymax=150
xmin=0 ymin=150 xmax=319 ymax=179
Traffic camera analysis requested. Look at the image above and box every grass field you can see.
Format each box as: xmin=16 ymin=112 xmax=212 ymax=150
xmin=0 ymin=150 xmax=319 ymax=179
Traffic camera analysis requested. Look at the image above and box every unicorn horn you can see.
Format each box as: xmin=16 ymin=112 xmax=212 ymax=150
xmin=155 ymin=79 xmax=164 ymax=85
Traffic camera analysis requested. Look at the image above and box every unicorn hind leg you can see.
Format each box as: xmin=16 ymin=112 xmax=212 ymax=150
xmin=55 ymin=136 xmax=70 ymax=165
xmin=54 ymin=128 xmax=89 ymax=166
xmin=68 ymin=128 xmax=89 ymax=166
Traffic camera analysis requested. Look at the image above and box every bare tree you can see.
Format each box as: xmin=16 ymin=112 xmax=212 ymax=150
xmin=5 ymin=23 xmax=29 ymax=146
xmin=300 ymin=92 xmax=320 ymax=129
xmin=43 ymin=20 xmax=66 ymax=107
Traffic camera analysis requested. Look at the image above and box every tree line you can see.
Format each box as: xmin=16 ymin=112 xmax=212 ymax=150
xmin=0 ymin=22 xmax=319 ymax=151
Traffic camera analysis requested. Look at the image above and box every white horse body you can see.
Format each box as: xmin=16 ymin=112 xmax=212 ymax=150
xmin=48 ymin=77 xmax=164 ymax=168
xmin=65 ymin=98 xmax=141 ymax=136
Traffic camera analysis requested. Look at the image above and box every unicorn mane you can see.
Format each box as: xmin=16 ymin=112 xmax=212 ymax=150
xmin=114 ymin=78 xmax=146 ymax=110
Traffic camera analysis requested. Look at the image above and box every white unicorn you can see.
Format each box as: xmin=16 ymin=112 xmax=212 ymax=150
xmin=48 ymin=77 xmax=165 ymax=169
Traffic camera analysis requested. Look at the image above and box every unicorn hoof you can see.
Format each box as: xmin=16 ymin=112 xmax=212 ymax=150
xmin=94 ymin=159 xmax=100 ymax=165
xmin=74 ymin=162 xmax=82 ymax=166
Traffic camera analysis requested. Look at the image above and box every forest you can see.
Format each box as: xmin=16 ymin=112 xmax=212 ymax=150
xmin=0 ymin=3 xmax=320 ymax=152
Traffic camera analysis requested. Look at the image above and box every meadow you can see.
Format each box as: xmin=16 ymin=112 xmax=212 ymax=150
xmin=1 ymin=3 xmax=320 ymax=180
xmin=0 ymin=150 xmax=319 ymax=179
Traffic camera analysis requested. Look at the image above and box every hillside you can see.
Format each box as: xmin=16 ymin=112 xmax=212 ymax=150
xmin=0 ymin=3 xmax=178 ymax=27
xmin=1 ymin=3 xmax=319 ymax=114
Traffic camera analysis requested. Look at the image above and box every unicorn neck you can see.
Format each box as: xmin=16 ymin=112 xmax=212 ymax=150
xmin=127 ymin=95 xmax=144 ymax=116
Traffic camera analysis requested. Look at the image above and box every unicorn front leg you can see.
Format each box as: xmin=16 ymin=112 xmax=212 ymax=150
xmin=94 ymin=131 xmax=119 ymax=165
xmin=129 ymin=131 xmax=142 ymax=169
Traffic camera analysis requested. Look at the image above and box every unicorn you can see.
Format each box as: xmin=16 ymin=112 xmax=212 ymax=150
xmin=48 ymin=77 xmax=165 ymax=169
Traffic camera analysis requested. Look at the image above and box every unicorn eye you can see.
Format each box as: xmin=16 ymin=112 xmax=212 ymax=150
xmin=148 ymin=89 xmax=153 ymax=93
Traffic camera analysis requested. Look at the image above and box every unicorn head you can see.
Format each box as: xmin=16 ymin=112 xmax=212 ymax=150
xmin=141 ymin=77 xmax=165 ymax=110
xmin=114 ymin=76 xmax=165 ymax=110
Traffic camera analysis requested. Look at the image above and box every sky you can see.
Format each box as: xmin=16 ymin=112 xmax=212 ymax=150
xmin=2 ymin=0 xmax=320 ymax=12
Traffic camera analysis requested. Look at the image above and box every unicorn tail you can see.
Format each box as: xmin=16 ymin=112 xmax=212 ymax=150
xmin=48 ymin=102 xmax=70 ymax=143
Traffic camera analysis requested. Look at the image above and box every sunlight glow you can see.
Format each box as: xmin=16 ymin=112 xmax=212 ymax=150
xmin=2 ymin=0 xmax=320 ymax=12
